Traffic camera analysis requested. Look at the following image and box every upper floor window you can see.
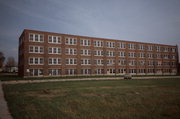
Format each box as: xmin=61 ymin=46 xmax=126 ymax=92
xmin=29 ymin=46 xmax=44 ymax=54
xmin=165 ymin=47 xmax=168 ymax=52
xmin=139 ymin=45 xmax=145 ymax=50
xmin=119 ymin=52 xmax=126 ymax=57
xmin=128 ymin=43 xmax=136 ymax=50
xmin=147 ymin=53 xmax=153 ymax=58
xmin=94 ymin=40 xmax=103 ymax=47
xmin=106 ymin=42 xmax=115 ymax=48
xmin=119 ymin=43 xmax=126 ymax=49
xmin=107 ymin=51 xmax=115 ymax=57
xmin=129 ymin=60 xmax=136 ymax=66
xmin=29 ymin=57 xmax=43 ymax=65
xmin=147 ymin=45 xmax=153 ymax=51
xmin=128 ymin=52 xmax=136 ymax=58
xmin=81 ymin=49 xmax=91 ymax=56
xmin=118 ymin=60 xmax=126 ymax=65
xmin=66 ymin=58 xmax=77 ymax=65
xmin=94 ymin=50 xmax=103 ymax=56
xmin=81 ymin=59 xmax=91 ymax=65
xmin=29 ymin=33 xmax=44 ymax=42
xmin=48 ymin=58 xmax=61 ymax=65
xmin=48 ymin=35 xmax=61 ymax=44
xmin=48 ymin=47 xmax=61 ymax=54
xmin=139 ymin=53 xmax=145 ymax=58
xmin=65 ymin=48 xmax=77 ymax=55
xmin=95 ymin=59 xmax=104 ymax=65
xmin=107 ymin=59 xmax=115 ymax=65
xmin=172 ymin=48 xmax=176 ymax=52
xmin=156 ymin=46 xmax=161 ymax=52
xmin=65 ymin=37 xmax=77 ymax=45
xmin=80 ymin=39 xmax=91 ymax=46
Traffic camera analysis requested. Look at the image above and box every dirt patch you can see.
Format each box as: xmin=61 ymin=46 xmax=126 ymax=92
xmin=81 ymin=93 xmax=108 ymax=97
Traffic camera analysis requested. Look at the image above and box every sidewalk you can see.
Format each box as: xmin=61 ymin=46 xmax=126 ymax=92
xmin=2 ymin=76 xmax=180 ymax=85
xmin=0 ymin=81 xmax=13 ymax=119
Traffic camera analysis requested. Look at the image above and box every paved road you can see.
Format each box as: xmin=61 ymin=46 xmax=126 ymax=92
xmin=0 ymin=81 xmax=13 ymax=119
xmin=2 ymin=76 xmax=180 ymax=85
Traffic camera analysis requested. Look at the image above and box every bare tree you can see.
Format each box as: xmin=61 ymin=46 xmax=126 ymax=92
xmin=0 ymin=51 xmax=5 ymax=69
xmin=5 ymin=56 xmax=17 ymax=72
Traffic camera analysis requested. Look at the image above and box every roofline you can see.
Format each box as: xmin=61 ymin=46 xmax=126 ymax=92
xmin=23 ymin=29 xmax=177 ymax=47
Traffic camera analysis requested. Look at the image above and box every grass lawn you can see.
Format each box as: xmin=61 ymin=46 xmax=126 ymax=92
xmin=3 ymin=78 xmax=180 ymax=119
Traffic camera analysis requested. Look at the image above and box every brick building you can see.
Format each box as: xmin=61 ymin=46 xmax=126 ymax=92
xmin=18 ymin=29 xmax=179 ymax=77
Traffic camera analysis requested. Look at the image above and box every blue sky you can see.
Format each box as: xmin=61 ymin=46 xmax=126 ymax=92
xmin=0 ymin=0 xmax=180 ymax=61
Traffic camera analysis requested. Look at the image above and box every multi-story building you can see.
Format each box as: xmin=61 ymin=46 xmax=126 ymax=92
xmin=18 ymin=29 xmax=179 ymax=77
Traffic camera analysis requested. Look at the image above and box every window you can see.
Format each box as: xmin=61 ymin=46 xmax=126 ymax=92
xmin=139 ymin=60 xmax=145 ymax=65
xmin=106 ymin=42 xmax=115 ymax=48
xmin=147 ymin=61 xmax=154 ymax=66
xmin=66 ymin=58 xmax=77 ymax=65
xmin=147 ymin=54 xmax=153 ymax=58
xmin=29 ymin=33 xmax=44 ymax=42
xmin=81 ymin=49 xmax=91 ymax=56
xmin=156 ymin=46 xmax=161 ymax=52
xmin=118 ymin=60 xmax=126 ymax=65
xmin=65 ymin=37 xmax=77 ymax=45
xmin=94 ymin=40 xmax=103 ymax=47
xmin=118 ymin=69 xmax=126 ymax=73
xmin=119 ymin=52 xmax=126 ymax=57
xmin=66 ymin=69 xmax=76 ymax=75
xmin=164 ymin=47 xmax=168 ymax=52
xmin=172 ymin=55 xmax=176 ymax=59
xmin=48 ymin=58 xmax=61 ymax=65
xmin=139 ymin=53 xmax=145 ymax=58
xmin=107 ymin=51 xmax=115 ymax=57
xmin=128 ymin=43 xmax=136 ymax=50
xmin=48 ymin=35 xmax=61 ymax=44
xmin=95 ymin=69 xmax=104 ymax=74
xmin=107 ymin=69 xmax=115 ymax=74
xmin=172 ymin=48 xmax=176 ymax=52
xmin=29 ymin=46 xmax=44 ymax=54
xmin=95 ymin=59 xmax=103 ymax=65
xmin=80 ymin=39 xmax=91 ymax=46
xmin=119 ymin=43 xmax=126 ymax=49
xmin=107 ymin=59 xmax=115 ymax=65
xmin=29 ymin=57 xmax=43 ymax=65
xmin=139 ymin=45 xmax=145 ymax=50
xmin=129 ymin=60 xmax=136 ymax=66
xmin=48 ymin=69 xmax=61 ymax=76
xmin=66 ymin=48 xmax=77 ymax=55
xmin=94 ymin=50 xmax=103 ymax=56
xmin=128 ymin=52 xmax=136 ymax=58
xmin=163 ymin=54 xmax=169 ymax=59
xmin=147 ymin=46 xmax=153 ymax=51
xmin=48 ymin=47 xmax=61 ymax=54
xmin=81 ymin=59 xmax=91 ymax=65
xmin=29 ymin=69 xmax=43 ymax=76
xmin=81 ymin=69 xmax=91 ymax=74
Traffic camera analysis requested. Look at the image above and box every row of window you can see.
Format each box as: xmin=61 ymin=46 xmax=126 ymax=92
xmin=29 ymin=57 xmax=177 ymax=66
xmin=29 ymin=68 xmax=177 ymax=76
xmin=28 ymin=46 xmax=176 ymax=59
xmin=28 ymin=33 xmax=176 ymax=52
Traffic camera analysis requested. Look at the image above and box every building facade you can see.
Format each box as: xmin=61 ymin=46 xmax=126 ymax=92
xmin=18 ymin=29 xmax=179 ymax=77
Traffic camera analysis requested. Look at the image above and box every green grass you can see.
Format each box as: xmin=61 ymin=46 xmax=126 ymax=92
xmin=3 ymin=79 xmax=180 ymax=119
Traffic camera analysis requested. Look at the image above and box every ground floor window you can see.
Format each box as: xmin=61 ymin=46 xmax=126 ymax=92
xmin=107 ymin=69 xmax=115 ymax=74
xmin=118 ymin=69 xmax=126 ymax=73
xmin=65 ymin=69 xmax=77 ymax=75
xmin=48 ymin=69 xmax=61 ymax=76
xmin=129 ymin=69 xmax=136 ymax=73
xmin=81 ymin=69 xmax=91 ymax=74
xmin=29 ymin=69 xmax=43 ymax=76
xmin=95 ymin=69 xmax=104 ymax=74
